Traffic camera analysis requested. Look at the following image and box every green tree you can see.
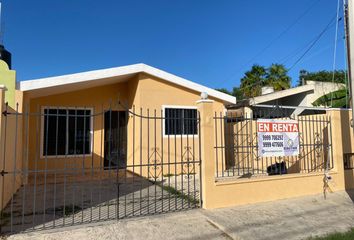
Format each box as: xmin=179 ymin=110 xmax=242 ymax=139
xmin=312 ymin=88 xmax=349 ymax=108
xmin=240 ymin=65 xmax=267 ymax=98
xmin=232 ymin=87 xmax=245 ymax=100
xmin=239 ymin=64 xmax=291 ymax=98
xmin=266 ymin=64 xmax=291 ymax=91
xmin=297 ymin=69 xmax=347 ymax=86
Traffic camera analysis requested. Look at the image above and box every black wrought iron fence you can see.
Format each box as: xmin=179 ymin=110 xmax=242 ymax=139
xmin=214 ymin=106 xmax=333 ymax=179
xmin=0 ymin=101 xmax=201 ymax=234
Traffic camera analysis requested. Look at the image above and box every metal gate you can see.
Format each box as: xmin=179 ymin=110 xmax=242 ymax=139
xmin=214 ymin=105 xmax=333 ymax=178
xmin=0 ymin=101 xmax=202 ymax=234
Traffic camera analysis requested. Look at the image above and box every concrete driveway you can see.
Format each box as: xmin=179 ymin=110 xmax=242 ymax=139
xmin=6 ymin=190 xmax=354 ymax=240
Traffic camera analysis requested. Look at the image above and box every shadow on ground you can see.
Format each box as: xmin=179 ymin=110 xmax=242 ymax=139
xmin=0 ymin=170 xmax=200 ymax=235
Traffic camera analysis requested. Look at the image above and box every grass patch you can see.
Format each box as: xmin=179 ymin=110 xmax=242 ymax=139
xmin=162 ymin=185 xmax=199 ymax=205
xmin=56 ymin=205 xmax=82 ymax=216
xmin=163 ymin=173 xmax=197 ymax=178
xmin=45 ymin=205 xmax=82 ymax=217
xmin=0 ymin=212 xmax=11 ymax=219
xmin=163 ymin=173 xmax=175 ymax=177
xmin=308 ymin=228 xmax=354 ymax=240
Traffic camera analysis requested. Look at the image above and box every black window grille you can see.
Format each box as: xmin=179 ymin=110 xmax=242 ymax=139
xmin=43 ymin=108 xmax=91 ymax=156
xmin=165 ymin=108 xmax=198 ymax=135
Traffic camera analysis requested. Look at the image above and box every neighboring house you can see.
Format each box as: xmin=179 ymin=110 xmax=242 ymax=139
xmin=228 ymin=80 xmax=345 ymax=116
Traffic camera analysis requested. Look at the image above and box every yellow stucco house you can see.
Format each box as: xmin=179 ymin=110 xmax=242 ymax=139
xmin=0 ymin=62 xmax=236 ymax=226
xmin=16 ymin=63 xmax=234 ymax=171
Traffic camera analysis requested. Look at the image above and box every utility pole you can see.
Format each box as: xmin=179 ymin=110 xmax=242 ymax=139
xmin=344 ymin=0 xmax=354 ymax=129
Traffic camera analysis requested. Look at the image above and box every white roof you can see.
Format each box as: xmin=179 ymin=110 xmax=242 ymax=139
xmin=249 ymin=84 xmax=315 ymax=105
xmin=18 ymin=63 xmax=236 ymax=104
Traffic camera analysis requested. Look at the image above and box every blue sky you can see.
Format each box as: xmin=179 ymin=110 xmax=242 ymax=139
xmin=1 ymin=0 xmax=346 ymax=90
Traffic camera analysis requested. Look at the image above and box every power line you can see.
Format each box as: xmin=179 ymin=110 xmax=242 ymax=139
xmin=237 ymin=14 xmax=339 ymax=92
xmin=223 ymin=0 xmax=322 ymax=85
xmin=330 ymin=0 xmax=341 ymax=107
xmin=288 ymin=14 xmax=338 ymax=71
xmin=242 ymin=0 xmax=322 ymax=67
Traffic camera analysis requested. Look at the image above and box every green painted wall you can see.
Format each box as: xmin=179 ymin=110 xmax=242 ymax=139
xmin=0 ymin=60 xmax=16 ymax=108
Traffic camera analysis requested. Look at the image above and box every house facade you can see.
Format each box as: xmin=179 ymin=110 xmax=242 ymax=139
xmin=0 ymin=60 xmax=353 ymax=234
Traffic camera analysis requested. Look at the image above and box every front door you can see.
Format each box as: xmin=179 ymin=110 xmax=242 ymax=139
xmin=104 ymin=111 xmax=127 ymax=169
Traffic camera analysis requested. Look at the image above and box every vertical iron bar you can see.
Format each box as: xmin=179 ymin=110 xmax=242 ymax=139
xmin=319 ymin=115 xmax=324 ymax=171
xmin=310 ymin=114 xmax=315 ymax=172
xmin=81 ymin=107 xmax=87 ymax=223
xmin=329 ymin=115 xmax=334 ymax=169
xmin=115 ymin=107 xmax=120 ymax=219
xmin=132 ymin=106 xmax=135 ymax=216
xmin=98 ymin=104 xmax=104 ymax=221
xmin=219 ymin=112 xmax=225 ymax=177
xmin=299 ymin=116 xmax=305 ymax=173
xmin=227 ymin=112 xmax=232 ymax=176
xmin=231 ymin=112 xmax=235 ymax=176
xmin=186 ymin=112 xmax=190 ymax=208
xmin=21 ymin=104 xmax=29 ymax=230
xmin=305 ymin=115 xmax=310 ymax=173
xmin=250 ymin=111 xmax=254 ymax=175
xmin=154 ymin=109 xmax=157 ymax=213
xmin=32 ymin=105 xmax=40 ymax=230
xmin=315 ymin=114 xmax=320 ymax=171
xmin=123 ymin=109 xmax=127 ymax=218
xmin=160 ymin=109 xmax=164 ymax=212
xmin=180 ymin=110 xmax=184 ymax=209
xmin=108 ymin=103 xmax=112 ymax=219
xmin=0 ymin=103 xmax=8 ymax=233
xmin=10 ymin=103 xmax=19 ymax=232
xmin=237 ymin=112 xmax=240 ymax=176
xmin=72 ymin=107 xmax=78 ymax=225
xmin=173 ymin=110 xmax=177 ymax=210
xmin=167 ymin=110 xmax=171 ymax=211
xmin=147 ymin=109 xmax=150 ymax=214
xmin=42 ymin=105 xmax=49 ymax=229
xmin=52 ymin=107 xmax=59 ymax=227
xmin=245 ymin=112 xmax=250 ymax=175
xmin=214 ymin=112 xmax=218 ymax=178
xmin=63 ymin=107 xmax=69 ymax=226
xmin=139 ymin=108 xmax=143 ymax=216
xmin=241 ymin=111 xmax=245 ymax=176
xmin=90 ymin=108 xmax=94 ymax=222
xmin=192 ymin=113 xmax=196 ymax=207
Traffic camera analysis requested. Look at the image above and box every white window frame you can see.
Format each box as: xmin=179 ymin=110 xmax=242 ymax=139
xmin=40 ymin=106 xmax=94 ymax=158
xmin=162 ymin=105 xmax=198 ymax=138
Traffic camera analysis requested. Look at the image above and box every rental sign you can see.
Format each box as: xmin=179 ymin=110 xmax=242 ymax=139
xmin=257 ymin=119 xmax=299 ymax=157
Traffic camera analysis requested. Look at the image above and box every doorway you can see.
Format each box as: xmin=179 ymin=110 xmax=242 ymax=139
xmin=104 ymin=110 xmax=127 ymax=169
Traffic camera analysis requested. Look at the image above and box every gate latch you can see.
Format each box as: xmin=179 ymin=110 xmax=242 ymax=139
xmin=0 ymin=170 xmax=8 ymax=176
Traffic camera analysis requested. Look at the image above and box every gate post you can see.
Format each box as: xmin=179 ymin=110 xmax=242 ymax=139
xmin=326 ymin=109 xmax=347 ymax=190
xmin=197 ymin=98 xmax=215 ymax=209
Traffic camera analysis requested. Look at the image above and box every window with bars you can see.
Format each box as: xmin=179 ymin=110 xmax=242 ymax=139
xmin=43 ymin=108 xmax=92 ymax=156
xmin=164 ymin=108 xmax=198 ymax=135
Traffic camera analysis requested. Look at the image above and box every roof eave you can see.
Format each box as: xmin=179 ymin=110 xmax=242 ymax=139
xmin=18 ymin=63 xmax=236 ymax=104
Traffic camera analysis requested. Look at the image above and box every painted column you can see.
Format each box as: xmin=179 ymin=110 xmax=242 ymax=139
xmin=0 ymin=60 xmax=16 ymax=109
xmin=196 ymin=99 xmax=215 ymax=209
xmin=326 ymin=109 xmax=346 ymax=190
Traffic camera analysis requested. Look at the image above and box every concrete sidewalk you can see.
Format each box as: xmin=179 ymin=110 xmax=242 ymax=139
xmin=7 ymin=190 xmax=354 ymax=240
